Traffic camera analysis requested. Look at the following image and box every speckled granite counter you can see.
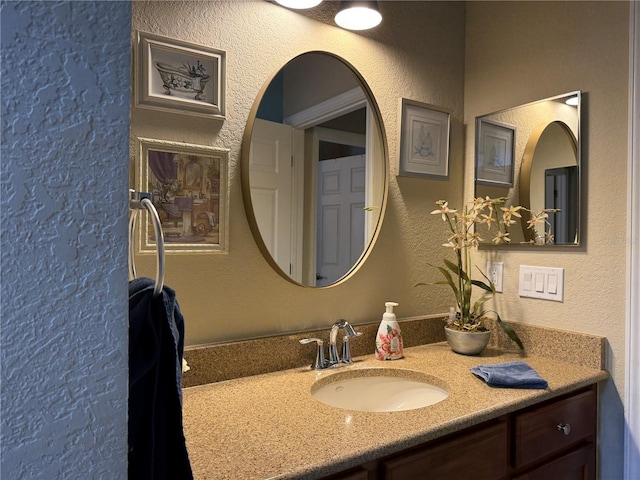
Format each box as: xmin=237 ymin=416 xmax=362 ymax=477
xmin=182 ymin=341 xmax=608 ymax=480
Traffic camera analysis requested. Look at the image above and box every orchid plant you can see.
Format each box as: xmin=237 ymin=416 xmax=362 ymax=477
xmin=421 ymin=196 xmax=558 ymax=350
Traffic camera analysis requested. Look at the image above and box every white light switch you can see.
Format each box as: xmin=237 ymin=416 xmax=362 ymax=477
xmin=519 ymin=265 xmax=564 ymax=302
xmin=535 ymin=273 xmax=544 ymax=292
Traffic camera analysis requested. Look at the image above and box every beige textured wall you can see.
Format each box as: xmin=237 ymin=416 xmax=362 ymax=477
xmin=131 ymin=1 xmax=629 ymax=474
xmin=464 ymin=2 xmax=629 ymax=477
xmin=131 ymin=0 xmax=466 ymax=345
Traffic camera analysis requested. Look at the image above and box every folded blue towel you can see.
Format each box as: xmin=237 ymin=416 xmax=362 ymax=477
xmin=471 ymin=361 xmax=548 ymax=389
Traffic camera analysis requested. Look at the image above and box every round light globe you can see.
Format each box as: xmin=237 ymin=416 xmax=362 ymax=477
xmin=335 ymin=5 xmax=382 ymax=30
xmin=275 ymin=0 xmax=322 ymax=9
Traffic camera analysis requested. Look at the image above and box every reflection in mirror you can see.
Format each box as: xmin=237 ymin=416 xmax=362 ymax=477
xmin=520 ymin=121 xmax=578 ymax=244
xmin=241 ymin=52 xmax=387 ymax=286
xmin=475 ymin=91 xmax=581 ymax=246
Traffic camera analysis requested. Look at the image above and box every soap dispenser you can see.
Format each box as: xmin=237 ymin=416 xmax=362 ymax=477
xmin=375 ymin=302 xmax=403 ymax=360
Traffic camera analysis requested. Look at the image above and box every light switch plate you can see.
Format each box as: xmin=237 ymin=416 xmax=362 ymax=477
xmin=518 ymin=265 xmax=564 ymax=302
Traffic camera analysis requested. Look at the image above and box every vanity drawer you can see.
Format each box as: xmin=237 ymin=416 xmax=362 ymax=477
xmin=382 ymin=419 xmax=508 ymax=480
xmin=513 ymin=388 xmax=596 ymax=468
xmin=512 ymin=442 xmax=595 ymax=480
xmin=325 ymin=467 xmax=371 ymax=480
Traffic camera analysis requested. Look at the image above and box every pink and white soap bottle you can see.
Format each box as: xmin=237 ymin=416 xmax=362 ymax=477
xmin=375 ymin=302 xmax=404 ymax=360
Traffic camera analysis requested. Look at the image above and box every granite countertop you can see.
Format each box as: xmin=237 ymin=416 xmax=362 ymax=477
xmin=182 ymin=342 xmax=608 ymax=480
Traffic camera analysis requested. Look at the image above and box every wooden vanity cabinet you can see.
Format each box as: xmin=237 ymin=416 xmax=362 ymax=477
xmin=512 ymin=387 xmax=596 ymax=473
xmin=381 ymin=419 xmax=508 ymax=480
xmin=324 ymin=385 xmax=597 ymax=480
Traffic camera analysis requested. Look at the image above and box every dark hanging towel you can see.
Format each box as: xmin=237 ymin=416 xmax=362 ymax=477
xmin=128 ymin=277 xmax=193 ymax=480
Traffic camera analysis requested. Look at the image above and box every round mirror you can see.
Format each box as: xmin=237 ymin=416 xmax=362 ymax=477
xmin=241 ymin=52 xmax=388 ymax=287
xmin=519 ymin=121 xmax=578 ymax=244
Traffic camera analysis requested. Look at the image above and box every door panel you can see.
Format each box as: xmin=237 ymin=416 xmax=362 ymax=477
xmin=250 ymin=119 xmax=293 ymax=275
xmin=316 ymin=155 xmax=366 ymax=286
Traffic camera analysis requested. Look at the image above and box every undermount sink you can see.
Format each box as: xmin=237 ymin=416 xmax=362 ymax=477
xmin=311 ymin=369 xmax=449 ymax=412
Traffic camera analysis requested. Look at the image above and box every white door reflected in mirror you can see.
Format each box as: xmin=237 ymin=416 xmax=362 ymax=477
xmin=316 ymin=153 xmax=366 ymax=286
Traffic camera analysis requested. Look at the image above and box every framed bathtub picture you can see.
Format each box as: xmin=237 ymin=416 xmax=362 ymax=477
xmin=135 ymin=31 xmax=226 ymax=118
xmin=398 ymin=99 xmax=450 ymax=179
xmin=135 ymin=137 xmax=229 ymax=254
xmin=475 ymin=118 xmax=515 ymax=187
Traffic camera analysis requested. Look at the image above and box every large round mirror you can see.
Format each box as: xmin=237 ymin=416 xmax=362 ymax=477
xmin=241 ymin=52 xmax=388 ymax=287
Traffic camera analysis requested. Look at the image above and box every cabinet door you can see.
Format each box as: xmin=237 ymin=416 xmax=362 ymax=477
xmin=325 ymin=469 xmax=370 ymax=480
xmin=381 ymin=420 xmax=508 ymax=480
xmin=513 ymin=388 xmax=596 ymax=468
xmin=512 ymin=443 xmax=595 ymax=480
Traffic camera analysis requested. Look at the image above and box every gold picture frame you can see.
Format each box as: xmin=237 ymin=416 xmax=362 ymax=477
xmin=135 ymin=137 xmax=229 ymax=254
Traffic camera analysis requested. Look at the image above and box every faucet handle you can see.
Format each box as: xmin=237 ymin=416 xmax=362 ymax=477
xmin=340 ymin=332 xmax=362 ymax=364
xmin=299 ymin=338 xmax=326 ymax=370
xmin=341 ymin=335 xmax=354 ymax=365
xmin=343 ymin=322 xmax=360 ymax=338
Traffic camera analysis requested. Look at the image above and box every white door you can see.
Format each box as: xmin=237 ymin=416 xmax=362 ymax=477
xmin=316 ymin=154 xmax=366 ymax=286
xmin=249 ymin=119 xmax=294 ymax=277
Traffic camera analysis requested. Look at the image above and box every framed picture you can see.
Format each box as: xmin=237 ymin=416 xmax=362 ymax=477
xmin=475 ymin=118 xmax=516 ymax=187
xmin=135 ymin=137 xmax=229 ymax=254
xmin=135 ymin=31 xmax=226 ymax=118
xmin=399 ymin=99 xmax=450 ymax=178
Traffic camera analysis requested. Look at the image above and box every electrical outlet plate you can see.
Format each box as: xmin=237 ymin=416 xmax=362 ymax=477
xmin=486 ymin=261 xmax=503 ymax=293
xmin=518 ymin=265 xmax=564 ymax=302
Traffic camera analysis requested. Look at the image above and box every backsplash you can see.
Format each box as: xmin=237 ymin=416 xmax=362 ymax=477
xmin=182 ymin=315 xmax=605 ymax=387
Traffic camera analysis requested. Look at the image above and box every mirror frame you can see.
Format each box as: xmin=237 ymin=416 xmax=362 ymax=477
xmin=475 ymin=91 xmax=583 ymax=249
xmin=240 ymin=51 xmax=389 ymax=287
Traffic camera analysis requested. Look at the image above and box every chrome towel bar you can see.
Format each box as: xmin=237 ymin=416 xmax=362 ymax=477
xmin=129 ymin=189 xmax=165 ymax=297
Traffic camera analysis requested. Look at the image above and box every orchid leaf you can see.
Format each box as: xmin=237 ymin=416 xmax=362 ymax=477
xmin=444 ymin=258 xmax=470 ymax=282
xmin=478 ymin=267 xmax=490 ymax=281
xmin=471 ymin=279 xmax=492 ymax=292
xmin=472 ymin=266 xmax=495 ymax=293
xmin=436 ymin=266 xmax=461 ymax=304
xmin=495 ymin=313 xmax=524 ymax=350
xmin=472 ymin=294 xmax=492 ymax=316
xmin=443 ymin=258 xmax=460 ymax=275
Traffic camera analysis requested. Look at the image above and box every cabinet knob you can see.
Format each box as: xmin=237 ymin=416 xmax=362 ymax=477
xmin=556 ymin=423 xmax=571 ymax=435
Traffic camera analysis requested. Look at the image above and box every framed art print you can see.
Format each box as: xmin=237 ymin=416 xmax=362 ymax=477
xmin=475 ymin=118 xmax=516 ymax=187
xmin=135 ymin=31 xmax=226 ymax=118
xmin=399 ymin=99 xmax=450 ymax=178
xmin=135 ymin=137 xmax=229 ymax=254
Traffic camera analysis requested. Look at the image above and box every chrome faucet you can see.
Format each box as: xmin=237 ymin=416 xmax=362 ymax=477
xmin=299 ymin=319 xmax=362 ymax=370
xmin=328 ymin=319 xmax=361 ymax=365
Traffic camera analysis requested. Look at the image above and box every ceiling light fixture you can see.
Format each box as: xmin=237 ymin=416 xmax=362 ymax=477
xmin=335 ymin=1 xmax=382 ymax=31
xmin=275 ymin=0 xmax=322 ymax=9
xmin=565 ymin=96 xmax=579 ymax=106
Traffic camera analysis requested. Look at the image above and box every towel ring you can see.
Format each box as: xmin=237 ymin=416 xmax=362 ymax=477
xmin=129 ymin=190 xmax=165 ymax=297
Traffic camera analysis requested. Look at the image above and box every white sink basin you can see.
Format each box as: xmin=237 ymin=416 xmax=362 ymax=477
xmin=311 ymin=369 xmax=448 ymax=412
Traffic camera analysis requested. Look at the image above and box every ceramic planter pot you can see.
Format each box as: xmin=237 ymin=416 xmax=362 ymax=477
xmin=444 ymin=326 xmax=491 ymax=355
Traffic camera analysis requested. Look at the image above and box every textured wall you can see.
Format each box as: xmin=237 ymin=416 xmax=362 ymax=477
xmin=1 ymin=1 xmax=131 ymax=477
xmin=464 ymin=2 xmax=629 ymax=478
xmin=131 ymin=0 xmax=467 ymax=345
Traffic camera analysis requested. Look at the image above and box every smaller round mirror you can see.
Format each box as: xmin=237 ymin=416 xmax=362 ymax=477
xmin=241 ymin=52 xmax=388 ymax=287
xmin=520 ymin=121 xmax=578 ymax=244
